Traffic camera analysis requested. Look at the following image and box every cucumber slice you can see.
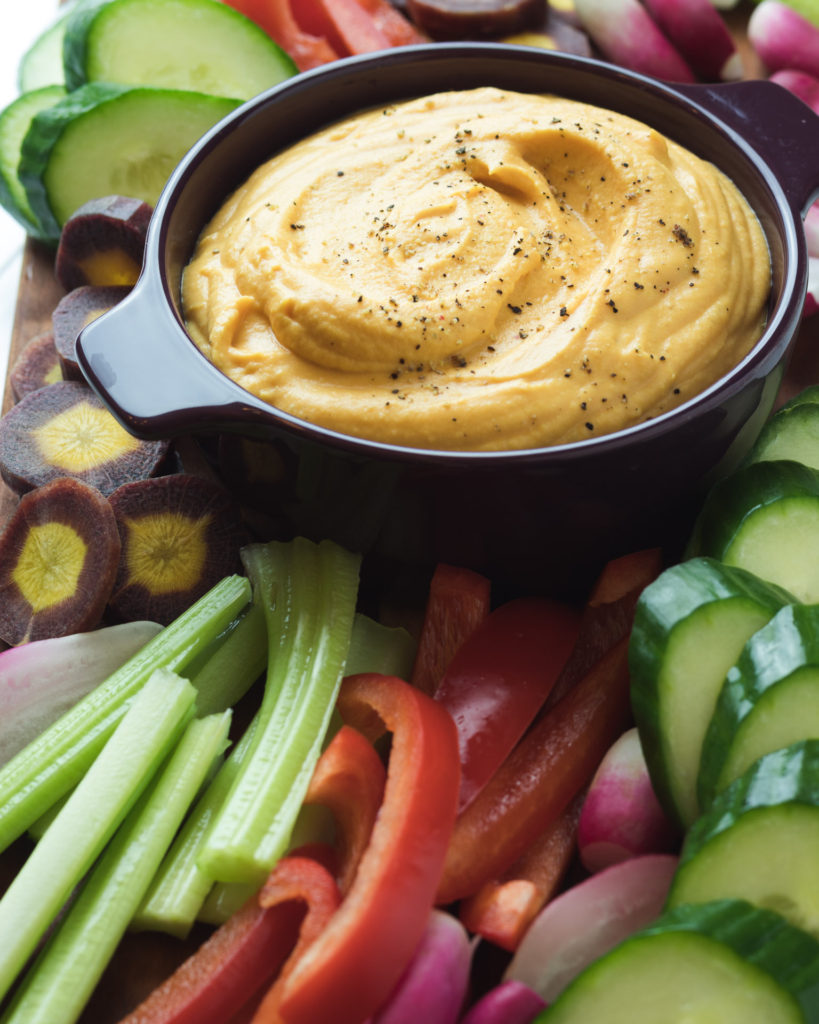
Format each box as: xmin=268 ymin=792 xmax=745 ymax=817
xmin=691 ymin=459 xmax=819 ymax=603
xmin=698 ymin=604 xmax=819 ymax=803
xmin=63 ymin=0 xmax=296 ymax=98
xmin=669 ymin=742 xmax=819 ymax=940
xmin=540 ymin=899 xmax=819 ymax=1024
xmin=17 ymin=11 xmax=71 ymax=92
xmin=0 ymin=86 xmax=66 ymax=237
xmin=629 ymin=557 xmax=791 ymax=829
xmin=745 ymin=387 xmax=819 ymax=470
xmin=19 ymin=82 xmax=240 ymax=243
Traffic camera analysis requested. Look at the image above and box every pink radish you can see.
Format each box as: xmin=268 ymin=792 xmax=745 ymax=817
xmin=573 ymin=0 xmax=696 ymax=82
xmin=748 ymin=0 xmax=819 ymax=78
xmin=770 ymin=68 xmax=819 ymax=115
xmin=367 ymin=909 xmax=473 ymax=1024
xmin=804 ymin=203 xmax=819 ymax=317
xmin=642 ymin=0 xmax=742 ymax=79
xmin=459 ymin=979 xmax=546 ymax=1024
xmin=576 ymin=727 xmax=679 ymax=873
xmin=504 ymin=854 xmax=678 ymax=1004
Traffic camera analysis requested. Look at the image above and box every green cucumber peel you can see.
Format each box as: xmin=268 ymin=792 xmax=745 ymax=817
xmin=629 ymin=557 xmax=791 ymax=828
xmin=2 ymin=709 xmax=231 ymax=1024
xmin=0 ymin=669 xmax=197 ymax=1005
xmin=197 ymin=537 xmax=361 ymax=885
xmin=133 ymin=716 xmax=259 ymax=938
xmin=698 ymin=605 xmax=819 ymax=805
xmin=745 ymin=387 xmax=819 ymax=471
xmin=0 ymin=573 xmax=250 ymax=855
xmin=63 ymin=0 xmax=297 ymax=96
xmin=670 ymin=741 xmax=819 ymax=939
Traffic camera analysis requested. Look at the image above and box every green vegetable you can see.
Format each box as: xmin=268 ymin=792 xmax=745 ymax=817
xmin=629 ymin=557 xmax=792 ymax=828
xmin=668 ymin=741 xmax=819 ymax=940
xmin=698 ymin=604 xmax=819 ymax=804
xmin=197 ymin=537 xmax=361 ymax=885
xmin=346 ymin=611 xmax=417 ymax=678
xmin=0 ymin=668 xmax=196 ymax=1005
xmin=745 ymin=387 xmax=819 ymax=470
xmin=2 ymin=709 xmax=231 ymax=1024
xmin=690 ymin=459 xmax=819 ymax=603
xmin=0 ymin=573 xmax=250 ymax=854
xmin=17 ymin=8 xmax=71 ymax=92
xmin=0 ymin=86 xmax=65 ymax=236
xmin=19 ymin=82 xmax=240 ymax=242
xmin=539 ymin=899 xmax=819 ymax=1023
xmin=63 ymin=0 xmax=297 ymax=97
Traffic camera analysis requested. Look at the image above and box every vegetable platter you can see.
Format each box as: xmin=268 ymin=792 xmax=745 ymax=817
xmin=1 ymin=1 xmax=819 ymax=1023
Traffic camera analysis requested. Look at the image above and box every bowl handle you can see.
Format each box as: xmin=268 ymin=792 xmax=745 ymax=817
xmin=676 ymin=79 xmax=819 ymax=216
xmin=76 ymin=273 xmax=270 ymax=440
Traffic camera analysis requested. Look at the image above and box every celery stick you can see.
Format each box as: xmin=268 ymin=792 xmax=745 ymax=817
xmin=346 ymin=611 xmax=417 ymax=678
xmin=2 ymin=710 xmax=231 ymax=1024
xmin=0 ymin=574 xmax=250 ymax=854
xmin=132 ymin=716 xmax=259 ymax=937
xmin=0 ymin=669 xmax=197 ymax=1004
xmin=198 ymin=537 xmax=360 ymax=884
xmin=197 ymin=879 xmax=257 ymax=926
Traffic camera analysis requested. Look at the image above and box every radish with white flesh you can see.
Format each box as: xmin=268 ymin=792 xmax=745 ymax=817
xmin=368 ymin=909 xmax=472 ymax=1024
xmin=748 ymin=0 xmax=819 ymax=77
xmin=642 ymin=0 xmax=742 ymax=79
xmin=572 ymin=0 xmax=695 ymax=82
xmin=577 ymin=727 xmax=678 ymax=873
xmin=805 ymin=201 xmax=819 ymax=316
xmin=460 ymin=980 xmax=546 ymax=1024
xmin=504 ymin=854 xmax=678 ymax=1004
xmin=0 ymin=620 xmax=162 ymax=767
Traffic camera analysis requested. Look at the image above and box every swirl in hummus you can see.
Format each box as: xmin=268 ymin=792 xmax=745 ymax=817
xmin=182 ymin=87 xmax=771 ymax=451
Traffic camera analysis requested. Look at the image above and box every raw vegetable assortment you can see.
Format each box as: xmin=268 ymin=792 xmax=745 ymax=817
xmin=1 ymin=1 xmax=819 ymax=1022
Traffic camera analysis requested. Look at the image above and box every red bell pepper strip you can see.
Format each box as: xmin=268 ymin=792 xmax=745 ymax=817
xmin=435 ymin=597 xmax=581 ymax=812
xmin=436 ymin=638 xmax=632 ymax=905
xmin=117 ymin=857 xmax=340 ymax=1024
xmin=542 ymin=547 xmax=662 ymax=713
xmin=259 ymin=672 xmax=460 ymax=1024
xmin=410 ymin=563 xmax=491 ymax=696
xmin=458 ymin=792 xmax=583 ymax=951
xmin=295 ymin=0 xmax=397 ymax=55
xmin=303 ymin=723 xmax=387 ymax=894
xmin=355 ymin=0 xmax=430 ymax=46
xmin=221 ymin=0 xmax=340 ymax=69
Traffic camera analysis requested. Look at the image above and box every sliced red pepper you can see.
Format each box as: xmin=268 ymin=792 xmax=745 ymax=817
xmin=295 ymin=0 xmax=395 ymax=55
xmin=346 ymin=0 xmax=429 ymax=46
xmin=434 ymin=596 xmax=581 ymax=811
xmin=303 ymin=723 xmax=387 ymax=893
xmin=436 ymin=637 xmax=632 ymax=905
xmin=542 ymin=547 xmax=662 ymax=713
xmin=264 ymin=672 xmax=460 ymax=1024
xmin=410 ymin=563 xmax=491 ymax=696
xmin=221 ymin=0 xmax=340 ymax=69
xmin=117 ymin=857 xmax=340 ymax=1024
xmin=458 ymin=792 xmax=583 ymax=951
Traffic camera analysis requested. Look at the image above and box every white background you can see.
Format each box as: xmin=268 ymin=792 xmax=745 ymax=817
xmin=0 ymin=0 xmax=61 ymax=379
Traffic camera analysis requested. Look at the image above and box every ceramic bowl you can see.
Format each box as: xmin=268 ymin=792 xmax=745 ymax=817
xmin=76 ymin=44 xmax=819 ymax=596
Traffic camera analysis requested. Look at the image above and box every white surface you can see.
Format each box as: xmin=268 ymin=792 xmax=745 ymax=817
xmin=0 ymin=0 xmax=60 ymax=380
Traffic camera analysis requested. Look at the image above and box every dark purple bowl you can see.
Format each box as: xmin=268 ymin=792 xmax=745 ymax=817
xmin=76 ymin=44 xmax=819 ymax=597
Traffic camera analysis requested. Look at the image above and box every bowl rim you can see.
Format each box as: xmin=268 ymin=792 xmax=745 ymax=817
xmin=134 ymin=44 xmax=810 ymax=464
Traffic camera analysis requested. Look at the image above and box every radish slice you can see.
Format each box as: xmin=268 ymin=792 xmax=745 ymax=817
xmin=642 ymin=0 xmax=742 ymax=80
xmin=0 ymin=620 xmax=163 ymax=766
xmin=806 ymin=256 xmax=819 ymax=317
xmin=459 ymin=979 xmax=546 ymax=1024
xmin=748 ymin=0 xmax=819 ymax=78
xmin=577 ymin=727 xmax=679 ymax=873
xmin=770 ymin=68 xmax=819 ymax=116
xmin=368 ymin=909 xmax=473 ymax=1024
xmin=504 ymin=853 xmax=678 ymax=1004
xmin=573 ymin=0 xmax=695 ymax=82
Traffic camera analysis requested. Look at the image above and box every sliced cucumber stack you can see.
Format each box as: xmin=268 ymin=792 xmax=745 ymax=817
xmin=0 ymin=86 xmax=66 ymax=237
xmin=19 ymin=83 xmax=240 ymax=242
xmin=17 ymin=11 xmax=71 ymax=93
xmin=62 ymin=0 xmax=297 ymax=99
xmin=745 ymin=387 xmax=819 ymax=471
xmin=538 ymin=899 xmax=819 ymax=1023
xmin=698 ymin=604 xmax=819 ymax=804
xmin=629 ymin=557 xmax=792 ymax=829
xmin=668 ymin=741 xmax=819 ymax=940
xmin=690 ymin=459 xmax=819 ymax=604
